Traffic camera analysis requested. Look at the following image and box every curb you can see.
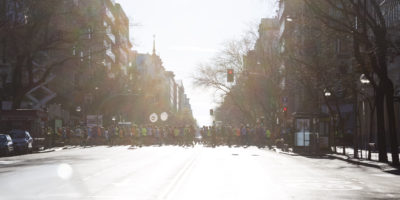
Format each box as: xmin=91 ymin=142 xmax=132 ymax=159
xmin=327 ymin=154 xmax=382 ymax=169
xmin=36 ymin=148 xmax=63 ymax=153
xmin=36 ymin=149 xmax=56 ymax=153
xmin=326 ymin=154 xmax=398 ymax=170
xmin=273 ymin=147 xmax=398 ymax=171
xmin=36 ymin=146 xmax=77 ymax=154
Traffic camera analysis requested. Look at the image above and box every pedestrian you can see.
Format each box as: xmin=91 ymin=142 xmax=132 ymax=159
xmin=211 ymin=126 xmax=216 ymax=148
xmin=173 ymin=126 xmax=179 ymax=145
xmin=240 ymin=125 xmax=247 ymax=147
xmin=130 ymin=125 xmax=136 ymax=146
xmin=256 ymin=124 xmax=264 ymax=148
xmin=265 ymin=128 xmax=272 ymax=149
xmin=142 ymin=126 xmax=147 ymax=145
xmin=105 ymin=128 xmax=110 ymax=146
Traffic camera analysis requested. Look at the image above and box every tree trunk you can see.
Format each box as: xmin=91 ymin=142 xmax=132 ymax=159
xmin=331 ymin=117 xmax=337 ymax=153
xmin=376 ymin=85 xmax=388 ymax=162
xmin=339 ymin=119 xmax=346 ymax=155
xmin=384 ymin=80 xmax=399 ymax=166
xmin=368 ymin=101 xmax=375 ymax=160
xmin=353 ymin=91 xmax=359 ymax=158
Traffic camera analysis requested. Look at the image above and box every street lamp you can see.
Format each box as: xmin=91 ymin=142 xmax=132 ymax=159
xmin=323 ymin=89 xmax=333 ymax=151
xmin=360 ymin=74 xmax=370 ymax=85
xmin=112 ymin=116 xmax=116 ymax=121
xmin=76 ymin=106 xmax=81 ymax=112
xmin=360 ymin=74 xmax=370 ymax=159
xmin=324 ymin=89 xmax=331 ymax=97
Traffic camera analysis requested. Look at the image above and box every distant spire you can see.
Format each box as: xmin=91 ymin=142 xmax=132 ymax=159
xmin=152 ymin=34 xmax=156 ymax=56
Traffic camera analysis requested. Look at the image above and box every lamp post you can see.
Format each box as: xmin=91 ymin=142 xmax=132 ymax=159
xmin=112 ymin=116 xmax=116 ymax=127
xmin=75 ymin=106 xmax=83 ymax=127
xmin=324 ymin=89 xmax=334 ymax=152
xmin=76 ymin=106 xmax=81 ymax=113
xmin=324 ymin=89 xmax=331 ymax=97
xmin=360 ymin=74 xmax=370 ymax=159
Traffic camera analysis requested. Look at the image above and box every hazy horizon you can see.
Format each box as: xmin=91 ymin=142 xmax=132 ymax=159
xmin=115 ymin=0 xmax=277 ymax=125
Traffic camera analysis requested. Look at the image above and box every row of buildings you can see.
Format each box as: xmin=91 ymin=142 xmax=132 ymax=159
xmin=244 ymin=0 xmax=400 ymax=150
xmin=0 ymin=0 xmax=194 ymax=136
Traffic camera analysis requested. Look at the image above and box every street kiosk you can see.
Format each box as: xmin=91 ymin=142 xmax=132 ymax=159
xmin=292 ymin=112 xmax=330 ymax=153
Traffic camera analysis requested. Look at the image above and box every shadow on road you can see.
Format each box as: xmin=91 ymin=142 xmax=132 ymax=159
xmin=281 ymin=152 xmax=335 ymax=160
xmin=0 ymin=156 xmax=93 ymax=169
xmin=385 ymin=169 xmax=400 ymax=176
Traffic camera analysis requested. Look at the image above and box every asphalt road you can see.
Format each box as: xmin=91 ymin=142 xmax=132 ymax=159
xmin=0 ymin=145 xmax=399 ymax=200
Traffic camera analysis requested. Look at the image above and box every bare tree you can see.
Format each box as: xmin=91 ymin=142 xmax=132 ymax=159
xmin=305 ymin=0 xmax=399 ymax=165
xmin=193 ymin=34 xmax=256 ymax=123
xmin=193 ymin=21 xmax=282 ymax=127
xmin=0 ymin=0 xmax=102 ymax=109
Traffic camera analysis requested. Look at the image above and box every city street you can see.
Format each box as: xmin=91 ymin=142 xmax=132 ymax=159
xmin=0 ymin=146 xmax=399 ymax=200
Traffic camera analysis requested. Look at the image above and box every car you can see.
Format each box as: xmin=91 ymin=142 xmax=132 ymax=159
xmin=9 ymin=130 xmax=33 ymax=153
xmin=0 ymin=134 xmax=14 ymax=156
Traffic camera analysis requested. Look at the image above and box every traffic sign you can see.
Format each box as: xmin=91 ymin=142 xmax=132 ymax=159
xmin=160 ymin=112 xmax=168 ymax=121
xmin=149 ymin=113 xmax=158 ymax=123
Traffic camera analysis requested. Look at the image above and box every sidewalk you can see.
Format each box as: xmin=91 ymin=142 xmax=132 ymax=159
xmin=36 ymin=145 xmax=79 ymax=153
xmin=332 ymin=146 xmax=391 ymax=161
xmin=327 ymin=146 xmax=399 ymax=170
xmin=273 ymin=146 xmax=399 ymax=170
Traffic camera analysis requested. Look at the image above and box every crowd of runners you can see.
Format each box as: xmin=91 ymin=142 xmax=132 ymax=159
xmin=199 ymin=124 xmax=273 ymax=148
xmin=48 ymin=123 xmax=277 ymax=148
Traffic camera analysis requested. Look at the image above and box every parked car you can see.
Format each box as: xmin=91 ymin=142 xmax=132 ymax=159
xmin=9 ymin=130 xmax=33 ymax=153
xmin=0 ymin=134 xmax=14 ymax=156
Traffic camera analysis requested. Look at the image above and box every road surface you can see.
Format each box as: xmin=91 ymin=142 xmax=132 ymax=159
xmin=0 ymin=145 xmax=399 ymax=200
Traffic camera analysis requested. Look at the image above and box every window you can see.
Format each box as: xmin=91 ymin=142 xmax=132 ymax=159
xmin=335 ymin=38 xmax=342 ymax=54
xmin=88 ymin=26 xmax=92 ymax=39
xmin=88 ymin=48 xmax=92 ymax=61
xmin=72 ymin=46 xmax=76 ymax=56
xmin=80 ymin=51 xmax=84 ymax=62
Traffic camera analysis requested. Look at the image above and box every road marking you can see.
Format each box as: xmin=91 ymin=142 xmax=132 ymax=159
xmin=157 ymin=153 xmax=199 ymax=200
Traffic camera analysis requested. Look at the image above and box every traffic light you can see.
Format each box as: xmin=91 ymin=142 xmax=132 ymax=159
xmin=210 ymin=109 xmax=214 ymax=116
xmin=283 ymin=106 xmax=288 ymax=118
xmin=227 ymin=69 xmax=234 ymax=82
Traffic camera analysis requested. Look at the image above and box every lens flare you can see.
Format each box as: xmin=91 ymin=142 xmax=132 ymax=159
xmin=57 ymin=163 xmax=73 ymax=180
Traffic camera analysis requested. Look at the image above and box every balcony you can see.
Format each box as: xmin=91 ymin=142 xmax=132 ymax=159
xmin=105 ymin=26 xmax=116 ymax=44
xmin=106 ymin=33 xmax=115 ymax=44
xmin=106 ymin=49 xmax=115 ymax=63
xmin=119 ymin=48 xmax=128 ymax=65
xmin=105 ymin=7 xmax=115 ymax=23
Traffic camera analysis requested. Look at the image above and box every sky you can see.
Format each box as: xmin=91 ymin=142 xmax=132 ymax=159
xmin=115 ymin=0 xmax=276 ymax=126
